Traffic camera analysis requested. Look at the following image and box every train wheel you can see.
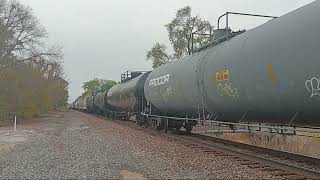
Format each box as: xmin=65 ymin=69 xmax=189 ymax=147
xmin=156 ymin=119 xmax=162 ymax=130
xmin=161 ymin=118 xmax=168 ymax=132
xmin=185 ymin=125 xmax=193 ymax=134
xmin=175 ymin=126 xmax=182 ymax=131
xmin=144 ymin=120 xmax=150 ymax=128
xmin=150 ymin=118 xmax=157 ymax=129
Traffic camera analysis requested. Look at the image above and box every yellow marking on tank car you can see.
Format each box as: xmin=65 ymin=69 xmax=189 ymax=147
xmin=162 ymin=86 xmax=173 ymax=103
xmin=268 ymin=64 xmax=276 ymax=84
xmin=216 ymin=70 xmax=230 ymax=82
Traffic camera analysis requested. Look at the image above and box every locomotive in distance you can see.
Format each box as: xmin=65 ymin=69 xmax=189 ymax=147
xmin=72 ymin=1 xmax=320 ymax=133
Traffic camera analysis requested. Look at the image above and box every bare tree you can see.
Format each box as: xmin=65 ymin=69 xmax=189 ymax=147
xmin=0 ymin=0 xmax=62 ymax=70
xmin=31 ymin=45 xmax=64 ymax=79
xmin=0 ymin=0 xmax=68 ymax=122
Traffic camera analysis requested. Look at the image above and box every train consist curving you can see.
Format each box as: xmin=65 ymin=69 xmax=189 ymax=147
xmin=71 ymin=1 xmax=320 ymax=133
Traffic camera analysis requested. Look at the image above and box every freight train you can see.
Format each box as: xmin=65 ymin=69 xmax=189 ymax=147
xmin=72 ymin=1 xmax=320 ymax=133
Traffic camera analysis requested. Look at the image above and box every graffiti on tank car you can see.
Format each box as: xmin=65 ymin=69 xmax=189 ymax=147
xmin=215 ymin=69 xmax=240 ymax=98
xmin=218 ymin=82 xmax=240 ymax=98
xmin=216 ymin=70 xmax=230 ymax=82
xmin=149 ymin=74 xmax=170 ymax=87
xmin=305 ymin=77 xmax=320 ymax=98
xmin=268 ymin=64 xmax=276 ymax=84
xmin=162 ymin=86 xmax=173 ymax=102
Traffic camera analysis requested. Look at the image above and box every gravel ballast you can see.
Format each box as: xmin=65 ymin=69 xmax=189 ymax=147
xmin=0 ymin=110 xmax=276 ymax=179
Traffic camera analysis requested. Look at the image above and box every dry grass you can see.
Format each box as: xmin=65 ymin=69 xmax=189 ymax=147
xmin=223 ymin=132 xmax=320 ymax=158
xmin=193 ymin=123 xmax=320 ymax=158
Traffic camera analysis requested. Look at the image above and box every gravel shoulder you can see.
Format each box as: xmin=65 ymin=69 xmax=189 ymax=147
xmin=0 ymin=110 xmax=276 ymax=179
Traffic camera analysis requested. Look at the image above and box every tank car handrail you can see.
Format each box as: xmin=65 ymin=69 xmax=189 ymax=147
xmin=217 ymin=12 xmax=278 ymax=29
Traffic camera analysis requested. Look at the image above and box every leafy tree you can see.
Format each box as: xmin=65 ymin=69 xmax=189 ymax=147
xmin=82 ymin=79 xmax=117 ymax=96
xmin=146 ymin=6 xmax=212 ymax=67
xmin=99 ymin=80 xmax=117 ymax=93
xmin=82 ymin=78 xmax=101 ymax=96
xmin=165 ymin=6 xmax=212 ymax=59
xmin=146 ymin=43 xmax=170 ymax=68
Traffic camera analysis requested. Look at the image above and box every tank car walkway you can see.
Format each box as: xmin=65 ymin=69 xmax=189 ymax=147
xmin=0 ymin=110 xmax=276 ymax=179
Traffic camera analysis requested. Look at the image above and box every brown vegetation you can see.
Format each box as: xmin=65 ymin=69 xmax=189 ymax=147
xmin=223 ymin=132 xmax=320 ymax=158
xmin=0 ymin=0 xmax=68 ymax=124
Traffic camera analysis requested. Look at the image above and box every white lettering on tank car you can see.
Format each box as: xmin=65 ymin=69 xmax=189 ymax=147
xmin=305 ymin=77 xmax=320 ymax=98
xmin=149 ymin=74 xmax=170 ymax=87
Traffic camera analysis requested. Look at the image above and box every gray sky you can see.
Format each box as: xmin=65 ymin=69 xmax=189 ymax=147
xmin=19 ymin=0 xmax=315 ymax=102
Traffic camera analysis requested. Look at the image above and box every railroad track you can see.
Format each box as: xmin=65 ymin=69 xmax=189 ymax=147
xmin=173 ymin=133 xmax=320 ymax=179
xmin=86 ymin=112 xmax=320 ymax=179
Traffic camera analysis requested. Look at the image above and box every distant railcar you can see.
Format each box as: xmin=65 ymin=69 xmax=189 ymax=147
xmin=86 ymin=96 xmax=94 ymax=113
xmin=93 ymin=91 xmax=111 ymax=116
xmin=74 ymin=96 xmax=87 ymax=111
xmin=107 ymin=72 xmax=151 ymax=120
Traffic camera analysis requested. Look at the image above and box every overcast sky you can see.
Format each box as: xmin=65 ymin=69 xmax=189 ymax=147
xmin=19 ymin=0 xmax=315 ymax=102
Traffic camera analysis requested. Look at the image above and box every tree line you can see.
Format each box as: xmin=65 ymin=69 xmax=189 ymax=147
xmin=0 ymin=0 xmax=68 ymax=124
xmin=81 ymin=78 xmax=117 ymax=97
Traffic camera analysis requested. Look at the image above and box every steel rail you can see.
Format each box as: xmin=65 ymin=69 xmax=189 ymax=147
xmin=183 ymin=133 xmax=320 ymax=179
xmin=84 ymin=111 xmax=320 ymax=179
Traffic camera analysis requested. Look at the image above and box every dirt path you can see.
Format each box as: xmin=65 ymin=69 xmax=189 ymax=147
xmin=0 ymin=110 xmax=275 ymax=179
